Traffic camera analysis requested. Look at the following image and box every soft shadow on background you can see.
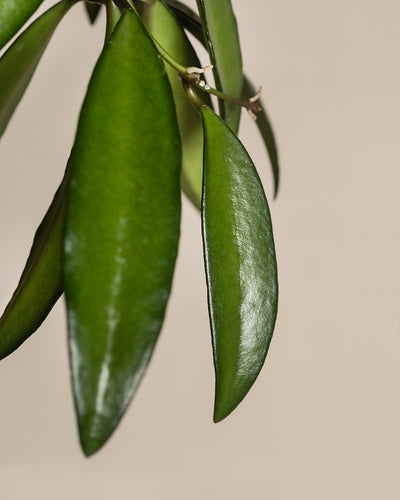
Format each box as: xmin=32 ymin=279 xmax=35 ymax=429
xmin=1 ymin=1 xmax=399 ymax=498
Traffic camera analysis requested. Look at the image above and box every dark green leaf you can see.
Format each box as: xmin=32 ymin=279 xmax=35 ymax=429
xmin=196 ymin=0 xmax=243 ymax=132
xmin=0 ymin=171 xmax=68 ymax=359
xmin=64 ymin=9 xmax=181 ymax=456
xmin=201 ymin=106 xmax=278 ymax=422
xmin=0 ymin=0 xmax=75 ymax=138
xmin=84 ymin=2 xmax=102 ymax=24
xmin=0 ymin=0 xmax=44 ymax=50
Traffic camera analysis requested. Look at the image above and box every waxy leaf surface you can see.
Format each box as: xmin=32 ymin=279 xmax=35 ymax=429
xmin=0 ymin=0 xmax=74 ymax=138
xmin=201 ymin=106 xmax=278 ymax=422
xmin=196 ymin=0 xmax=242 ymax=132
xmin=0 ymin=0 xmax=44 ymax=50
xmin=64 ymin=9 xmax=181 ymax=456
xmin=0 ymin=173 xmax=67 ymax=359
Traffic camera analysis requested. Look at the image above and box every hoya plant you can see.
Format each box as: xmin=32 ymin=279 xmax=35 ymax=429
xmin=0 ymin=0 xmax=280 ymax=456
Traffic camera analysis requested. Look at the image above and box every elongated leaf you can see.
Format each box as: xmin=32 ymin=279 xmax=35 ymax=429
xmin=144 ymin=0 xmax=210 ymax=210
xmin=165 ymin=0 xmax=203 ymax=42
xmin=167 ymin=0 xmax=280 ymax=199
xmin=196 ymin=0 xmax=242 ymax=132
xmin=85 ymin=2 xmax=102 ymax=24
xmin=64 ymin=9 xmax=181 ymax=456
xmin=0 ymin=0 xmax=44 ymax=50
xmin=0 ymin=0 xmax=75 ymax=139
xmin=201 ymin=106 xmax=278 ymax=422
xmin=0 ymin=172 xmax=67 ymax=359
xmin=243 ymin=78 xmax=280 ymax=197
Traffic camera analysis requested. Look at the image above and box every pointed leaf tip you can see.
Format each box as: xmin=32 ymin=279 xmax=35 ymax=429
xmin=85 ymin=2 xmax=102 ymax=24
xmin=201 ymin=106 xmax=278 ymax=422
xmin=0 ymin=172 xmax=67 ymax=360
xmin=64 ymin=9 xmax=181 ymax=454
xmin=0 ymin=0 xmax=74 ymax=138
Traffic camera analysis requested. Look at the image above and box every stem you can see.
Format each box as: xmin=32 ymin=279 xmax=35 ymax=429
xmin=196 ymin=80 xmax=261 ymax=115
xmin=181 ymin=80 xmax=206 ymax=111
xmin=152 ymin=37 xmax=202 ymax=83
xmin=147 ymin=18 xmax=261 ymax=115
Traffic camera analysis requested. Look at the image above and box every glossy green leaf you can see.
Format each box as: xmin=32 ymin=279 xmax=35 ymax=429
xmin=0 ymin=0 xmax=44 ymax=50
xmin=0 ymin=172 xmax=67 ymax=359
xmin=201 ymin=106 xmax=278 ymax=422
xmin=84 ymin=2 xmax=102 ymax=24
xmin=243 ymin=78 xmax=280 ymax=198
xmin=64 ymin=9 xmax=181 ymax=456
xmin=196 ymin=0 xmax=243 ymax=132
xmin=0 ymin=0 xmax=75 ymax=138
xmin=144 ymin=0 xmax=210 ymax=210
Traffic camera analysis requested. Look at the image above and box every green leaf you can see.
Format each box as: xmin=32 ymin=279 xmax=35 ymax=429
xmin=0 ymin=0 xmax=75 ymax=139
xmin=166 ymin=1 xmax=281 ymax=199
xmin=84 ymin=2 xmax=102 ymax=24
xmin=0 ymin=0 xmax=44 ymax=50
xmin=0 ymin=171 xmax=67 ymax=359
xmin=64 ymin=9 xmax=181 ymax=456
xmin=201 ymin=106 xmax=278 ymax=422
xmin=196 ymin=0 xmax=243 ymax=133
xmin=243 ymin=78 xmax=280 ymax=198
xmin=144 ymin=0 xmax=210 ymax=210
xmin=165 ymin=0 xmax=204 ymax=42
xmin=104 ymin=0 xmax=121 ymax=39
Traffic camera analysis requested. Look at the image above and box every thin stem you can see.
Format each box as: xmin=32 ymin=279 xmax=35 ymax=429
xmin=196 ymin=80 xmax=261 ymax=115
xmin=152 ymin=37 xmax=204 ymax=83
xmin=149 ymin=24 xmax=261 ymax=116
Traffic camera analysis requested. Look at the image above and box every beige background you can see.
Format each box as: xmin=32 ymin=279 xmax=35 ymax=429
xmin=1 ymin=0 xmax=399 ymax=498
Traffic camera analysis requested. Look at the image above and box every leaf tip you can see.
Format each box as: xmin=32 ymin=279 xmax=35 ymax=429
xmin=77 ymin=412 xmax=117 ymax=457
xmin=79 ymin=429 xmax=109 ymax=457
xmin=212 ymin=390 xmax=241 ymax=423
xmin=212 ymin=408 xmax=228 ymax=424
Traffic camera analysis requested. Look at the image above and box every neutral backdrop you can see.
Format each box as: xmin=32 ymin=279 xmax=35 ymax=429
xmin=1 ymin=1 xmax=399 ymax=498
